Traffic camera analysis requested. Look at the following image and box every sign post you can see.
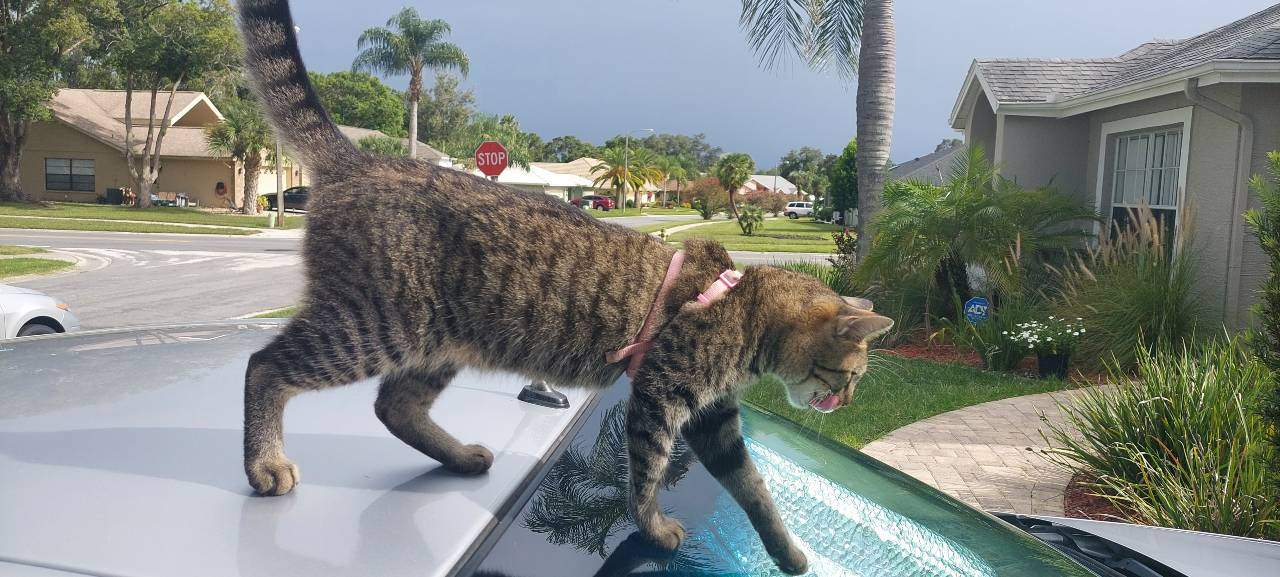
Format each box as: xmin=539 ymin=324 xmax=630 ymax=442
xmin=475 ymin=141 xmax=508 ymax=181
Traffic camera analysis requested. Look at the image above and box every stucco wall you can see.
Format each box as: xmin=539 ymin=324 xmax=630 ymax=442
xmin=21 ymin=121 xmax=134 ymax=203
xmin=998 ymin=114 xmax=1090 ymax=198
xmin=158 ymin=158 xmax=237 ymax=209
xmin=966 ymin=94 xmax=997 ymax=162
xmin=1080 ymin=87 xmax=1242 ymax=324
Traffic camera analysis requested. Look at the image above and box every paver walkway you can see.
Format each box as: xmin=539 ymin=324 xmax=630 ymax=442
xmin=863 ymin=387 xmax=1100 ymax=515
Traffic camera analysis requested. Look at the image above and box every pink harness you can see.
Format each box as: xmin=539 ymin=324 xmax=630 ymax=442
xmin=605 ymin=251 xmax=742 ymax=377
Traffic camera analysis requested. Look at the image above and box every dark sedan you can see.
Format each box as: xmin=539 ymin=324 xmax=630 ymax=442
xmin=265 ymin=186 xmax=309 ymax=211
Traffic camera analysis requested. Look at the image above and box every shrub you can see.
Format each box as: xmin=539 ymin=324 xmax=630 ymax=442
xmin=815 ymin=206 xmax=834 ymax=222
xmin=939 ymin=297 xmax=1041 ymax=372
xmin=778 ymin=262 xmax=859 ymax=298
xmin=685 ymin=177 xmax=725 ymax=220
xmin=357 ymin=135 xmax=408 ymax=157
xmin=1049 ymin=205 xmax=1200 ymax=370
xmin=1244 ymin=151 xmax=1280 ymax=482
xmin=1007 ymin=315 xmax=1085 ymax=357
xmin=745 ymin=190 xmax=787 ymax=216
xmin=737 ymin=205 xmax=765 ymax=235
xmin=860 ymin=145 xmax=1096 ymax=310
xmin=1044 ymin=338 xmax=1278 ymax=539
xmin=256 ymin=195 xmax=270 ymax=212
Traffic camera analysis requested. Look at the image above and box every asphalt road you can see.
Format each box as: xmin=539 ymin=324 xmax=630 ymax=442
xmin=3 ymin=216 xmax=827 ymax=330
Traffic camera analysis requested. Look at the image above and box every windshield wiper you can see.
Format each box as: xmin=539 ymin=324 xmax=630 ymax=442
xmin=994 ymin=514 xmax=1186 ymax=577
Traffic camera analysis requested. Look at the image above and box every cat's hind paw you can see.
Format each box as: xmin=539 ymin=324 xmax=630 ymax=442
xmin=444 ymin=444 xmax=494 ymax=475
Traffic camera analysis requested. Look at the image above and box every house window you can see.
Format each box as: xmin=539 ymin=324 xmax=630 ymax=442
xmin=45 ymin=158 xmax=95 ymax=192
xmin=1110 ymin=128 xmax=1181 ymax=237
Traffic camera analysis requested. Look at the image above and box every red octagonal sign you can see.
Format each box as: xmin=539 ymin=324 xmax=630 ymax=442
xmin=474 ymin=140 xmax=509 ymax=177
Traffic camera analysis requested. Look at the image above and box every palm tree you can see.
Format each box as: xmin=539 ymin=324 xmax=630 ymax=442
xmin=590 ymin=147 xmax=659 ymax=211
xmin=204 ymin=99 xmax=273 ymax=214
xmin=353 ymin=7 xmax=469 ymax=159
xmin=741 ymin=0 xmax=895 ymax=260
xmin=714 ymin=152 xmax=755 ymax=222
xmin=655 ymin=156 xmax=689 ymax=208
xmin=860 ymin=146 xmax=1098 ymax=309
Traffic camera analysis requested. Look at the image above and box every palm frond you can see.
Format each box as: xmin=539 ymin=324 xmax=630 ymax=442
xmin=739 ymin=0 xmax=812 ymax=71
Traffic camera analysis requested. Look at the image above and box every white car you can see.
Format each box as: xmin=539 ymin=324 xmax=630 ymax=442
xmin=0 ymin=284 xmax=80 ymax=339
xmin=784 ymin=201 xmax=814 ymax=219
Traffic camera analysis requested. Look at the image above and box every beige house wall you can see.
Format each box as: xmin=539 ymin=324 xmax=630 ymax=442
xmin=1239 ymin=83 xmax=1280 ymax=326
xmin=158 ymin=158 xmax=238 ymax=209
xmin=21 ymin=121 xmax=134 ymax=203
xmin=21 ymin=120 xmax=241 ymax=209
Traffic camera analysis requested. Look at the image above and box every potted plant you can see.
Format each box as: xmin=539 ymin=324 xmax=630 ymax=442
xmin=1006 ymin=316 xmax=1084 ymax=379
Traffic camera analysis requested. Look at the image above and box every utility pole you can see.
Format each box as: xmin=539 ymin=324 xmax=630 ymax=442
xmin=275 ymin=140 xmax=284 ymax=226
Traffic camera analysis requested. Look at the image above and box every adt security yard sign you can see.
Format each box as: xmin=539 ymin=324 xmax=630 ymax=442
xmin=964 ymin=297 xmax=991 ymax=324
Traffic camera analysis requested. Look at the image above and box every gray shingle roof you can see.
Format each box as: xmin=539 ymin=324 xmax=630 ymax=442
xmin=976 ymin=3 xmax=1280 ymax=105
xmin=889 ymin=142 xmax=966 ymax=185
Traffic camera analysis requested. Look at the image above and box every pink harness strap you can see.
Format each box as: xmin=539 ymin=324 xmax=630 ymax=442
xmin=606 ymin=252 xmax=743 ymax=378
xmin=606 ymin=250 xmax=686 ymax=377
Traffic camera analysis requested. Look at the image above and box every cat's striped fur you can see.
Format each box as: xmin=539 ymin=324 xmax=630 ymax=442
xmin=237 ymin=2 xmax=892 ymax=574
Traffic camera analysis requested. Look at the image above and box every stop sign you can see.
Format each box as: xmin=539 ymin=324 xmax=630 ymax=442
xmin=474 ymin=141 xmax=508 ymax=177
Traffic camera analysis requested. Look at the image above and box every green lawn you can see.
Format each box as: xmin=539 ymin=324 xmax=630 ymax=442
xmin=0 ymin=245 xmax=46 ymax=255
xmin=0 ymin=257 xmax=73 ymax=280
xmin=0 ymin=202 xmax=304 ymax=229
xmin=667 ymin=218 xmax=840 ymax=253
xmin=744 ymin=354 xmax=1074 ymax=448
xmin=0 ymin=216 xmax=256 ymax=235
xmin=588 ymin=206 xmax=700 ymax=219
xmin=252 ymin=306 xmax=299 ymax=318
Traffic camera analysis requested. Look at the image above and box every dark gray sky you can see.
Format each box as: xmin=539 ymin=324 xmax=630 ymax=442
xmin=291 ymin=0 xmax=1273 ymax=167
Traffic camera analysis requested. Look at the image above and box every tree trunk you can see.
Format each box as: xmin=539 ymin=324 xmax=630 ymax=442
xmin=853 ymin=0 xmax=896 ymax=262
xmin=242 ymin=157 xmax=261 ymax=215
xmin=0 ymin=115 xmax=28 ymax=202
xmin=407 ymin=70 xmax=421 ymax=159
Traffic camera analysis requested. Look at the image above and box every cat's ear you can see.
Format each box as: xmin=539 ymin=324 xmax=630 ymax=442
xmin=836 ymin=315 xmax=894 ymax=342
xmin=843 ymin=296 xmax=874 ymax=311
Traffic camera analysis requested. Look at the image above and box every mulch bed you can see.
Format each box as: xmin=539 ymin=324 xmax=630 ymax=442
xmin=1063 ymin=473 xmax=1131 ymax=522
xmin=881 ymin=341 xmax=983 ymax=367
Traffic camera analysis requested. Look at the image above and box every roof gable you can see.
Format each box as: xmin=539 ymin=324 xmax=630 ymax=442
xmin=952 ymin=4 xmax=1280 ymax=126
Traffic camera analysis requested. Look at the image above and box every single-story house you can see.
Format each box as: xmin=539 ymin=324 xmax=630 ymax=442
xmin=744 ymin=174 xmax=800 ymax=197
xmin=22 ymin=88 xmax=457 ymax=209
xmin=889 ymin=140 xmax=966 ymax=185
xmin=22 ymin=88 xmax=267 ymax=208
xmin=470 ymin=164 xmax=593 ymax=200
xmin=533 ymin=156 xmax=663 ymax=204
xmin=948 ymin=3 xmax=1280 ymax=326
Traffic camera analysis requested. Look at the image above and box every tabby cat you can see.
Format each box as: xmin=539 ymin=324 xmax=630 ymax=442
xmin=238 ymin=2 xmax=893 ymax=574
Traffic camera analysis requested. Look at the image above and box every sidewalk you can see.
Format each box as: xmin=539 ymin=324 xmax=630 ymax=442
xmin=862 ymin=387 xmax=1099 ymax=515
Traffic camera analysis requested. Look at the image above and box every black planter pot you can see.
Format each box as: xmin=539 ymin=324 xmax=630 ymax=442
xmin=1036 ymin=353 xmax=1070 ymax=379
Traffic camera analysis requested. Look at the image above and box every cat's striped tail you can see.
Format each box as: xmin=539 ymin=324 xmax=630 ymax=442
xmin=237 ymin=0 xmax=359 ymax=176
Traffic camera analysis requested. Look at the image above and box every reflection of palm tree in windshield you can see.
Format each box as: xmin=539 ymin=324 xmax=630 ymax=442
xmin=522 ymin=402 xmax=694 ymax=557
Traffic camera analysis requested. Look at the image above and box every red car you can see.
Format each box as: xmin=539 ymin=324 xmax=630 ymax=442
xmin=571 ymin=195 xmax=615 ymax=210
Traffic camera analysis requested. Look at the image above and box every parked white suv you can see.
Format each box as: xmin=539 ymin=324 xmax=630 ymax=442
xmin=784 ymin=201 xmax=814 ymax=219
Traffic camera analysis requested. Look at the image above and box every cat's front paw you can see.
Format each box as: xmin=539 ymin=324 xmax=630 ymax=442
xmin=247 ymin=455 xmax=300 ymax=496
xmin=771 ymin=545 xmax=809 ymax=575
xmin=641 ymin=514 xmax=686 ymax=550
xmin=444 ymin=444 xmax=493 ymax=475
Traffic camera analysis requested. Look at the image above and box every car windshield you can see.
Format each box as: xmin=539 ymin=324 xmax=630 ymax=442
xmin=459 ymin=385 xmax=1093 ymax=577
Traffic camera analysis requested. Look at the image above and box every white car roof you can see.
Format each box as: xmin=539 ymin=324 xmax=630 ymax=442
xmin=0 ymin=322 xmax=592 ymax=577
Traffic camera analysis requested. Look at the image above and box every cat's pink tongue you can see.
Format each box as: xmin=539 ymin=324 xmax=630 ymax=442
xmin=810 ymin=394 xmax=842 ymax=413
